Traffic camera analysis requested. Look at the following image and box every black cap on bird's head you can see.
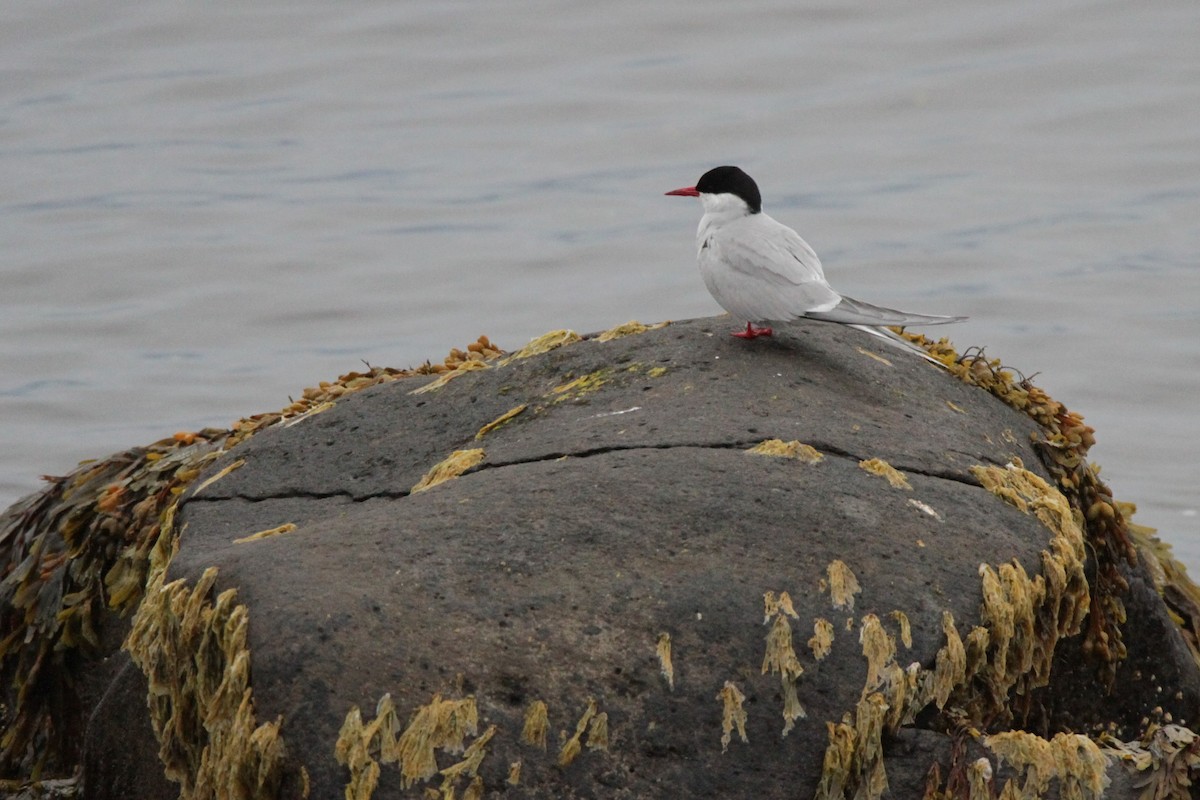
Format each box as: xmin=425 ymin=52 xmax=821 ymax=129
xmin=696 ymin=166 xmax=761 ymax=213
xmin=665 ymin=165 xmax=762 ymax=214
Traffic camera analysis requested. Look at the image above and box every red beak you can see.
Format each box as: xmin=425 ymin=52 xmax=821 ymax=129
xmin=665 ymin=186 xmax=699 ymax=197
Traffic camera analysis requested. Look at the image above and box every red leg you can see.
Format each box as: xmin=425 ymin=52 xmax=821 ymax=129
xmin=731 ymin=322 xmax=773 ymax=339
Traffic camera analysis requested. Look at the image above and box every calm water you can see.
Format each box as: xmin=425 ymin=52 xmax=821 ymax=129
xmin=2 ymin=1 xmax=1198 ymax=570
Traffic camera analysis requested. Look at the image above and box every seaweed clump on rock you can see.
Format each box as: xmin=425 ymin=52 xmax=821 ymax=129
xmin=0 ymin=339 xmax=502 ymax=795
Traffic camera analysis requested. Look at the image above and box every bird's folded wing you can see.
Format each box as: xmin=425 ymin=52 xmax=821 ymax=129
xmin=710 ymin=220 xmax=842 ymax=315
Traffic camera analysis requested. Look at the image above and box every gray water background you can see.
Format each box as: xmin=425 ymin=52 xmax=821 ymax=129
xmin=2 ymin=1 xmax=1198 ymax=571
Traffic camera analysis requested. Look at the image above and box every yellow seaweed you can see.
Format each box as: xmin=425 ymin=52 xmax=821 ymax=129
xmin=858 ymin=458 xmax=912 ymax=490
xmin=889 ymin=610 xmax=912 ymax=649
xmin=763 ymin=595 xmax=806 ymax=734
xmin=827 ymin=561 xmax=862 ymax=612
xmin=656 ymin=632 xmax=675 ymax=691
xmin=474 ymin=405 xmax=527 ymax=440
xmin=931 ymin=611 xmax=966 ymax=710
xmin=411 ymin=449 xmax=486 ymax=494
xmin=595 ymin=320 xmax=669 ymax=341
xmin=498 ymin=330 xmax=581 ymax=365
xmin=716 ymin=681 xmax=749 ymax=752
xmin=858 ymin=614 xmax=896 ymax=696
xmin=586 ymin=713 xmax=609 ymax=751
xmin=438 ymin=725 xmax=496 ymax=796
xmin=747 ymin=439 xmax=825 ymax=463
xmin=855 ymin=347 xmax=892 ymax=366
xmin=809 ymin=618 xmax=835 ymax=660
xmin=335 ymin=705 xmax=383 ymax=800
xmin=557 ymin=698 xmax=597 ymax=767
xmin=394 ymin=695 xmax=479 ymax=788
xmin=550 ymin=369 xmax=611 ymax=402
xmin=763 ymin=590 xmax=800 ymax=622
xmin=410 ymin=360 xmax=490 ymax=395
xmin=815 ymin=721 xmax=856 ymax=800
xmin=985 ymin=731 xmax=1109 ymax=800
xmin=233 ymin=523 xmax=297 ymax=544
xmin=192 ymin=458 xmax=246 ymax=496
xmin=125 ymin=566 xmax=288 ymax=799
xmin=521 ymin=700 xmax=549 ymax=749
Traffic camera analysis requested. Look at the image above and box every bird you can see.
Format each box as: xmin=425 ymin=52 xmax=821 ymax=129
xmin=665 ymin=165 xmax=964 ymax=361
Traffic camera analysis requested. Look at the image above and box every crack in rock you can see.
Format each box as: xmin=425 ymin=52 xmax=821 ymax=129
xmin=187 ymin=440 xmax=985 ymax=505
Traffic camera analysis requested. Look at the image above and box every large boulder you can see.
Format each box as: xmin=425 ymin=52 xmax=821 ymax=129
xmin=4 ymin=317 xmax=1200 ymax=798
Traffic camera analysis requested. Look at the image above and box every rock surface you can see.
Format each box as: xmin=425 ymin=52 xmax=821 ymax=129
xmin=5 ymin=316 xmax=1200 ymax=798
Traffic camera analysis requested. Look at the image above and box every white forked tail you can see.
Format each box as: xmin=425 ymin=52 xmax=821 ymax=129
xmin=805 ymin=295 xmax=966 ymax=327
xmin=846 ymin=324 xmax=950 ymax=367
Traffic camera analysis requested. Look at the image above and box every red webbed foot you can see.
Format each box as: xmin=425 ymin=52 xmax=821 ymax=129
xmin=731 ymin=322 xmax=773 ymax=339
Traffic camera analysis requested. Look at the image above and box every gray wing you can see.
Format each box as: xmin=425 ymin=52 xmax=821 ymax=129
xmin=704 ymin=214 xmax=843 ymax=321
xmin=805 ymin=295 xmax=966 ymax=327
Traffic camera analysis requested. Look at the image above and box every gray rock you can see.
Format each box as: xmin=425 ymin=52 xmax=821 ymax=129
xmin=75 ymin=317 xmax=1200 ymax=798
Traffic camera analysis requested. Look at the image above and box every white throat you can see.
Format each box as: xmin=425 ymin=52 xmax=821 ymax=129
xmin=698 ymin=192 xmax=754 ymax=233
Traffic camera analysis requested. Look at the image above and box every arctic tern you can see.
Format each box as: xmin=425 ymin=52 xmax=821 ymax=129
xmin=666 ymin=166 xmax=964 ymax=360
